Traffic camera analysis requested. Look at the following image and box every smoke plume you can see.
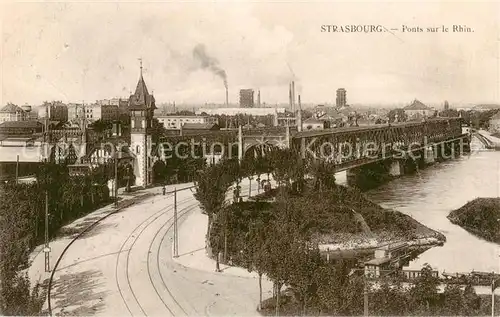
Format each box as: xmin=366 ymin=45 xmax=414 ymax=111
xmin=193 ymin=44 xmax=228 ymax=89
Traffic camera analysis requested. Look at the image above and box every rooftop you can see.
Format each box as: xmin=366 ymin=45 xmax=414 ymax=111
xmin=0 ymin=103 xmax=24 ymax=113
xmin=303 ymin=117 xmax=324 ymax=124
xmin=365 ymin=257 xmax=391 ymax=266
xmin=0 ymin=121 xmax=44 ymax=129
xmin=181 ymin=123 xmax=219 ymax=130
xmin=404 ymin=99 xmax=432 ymax=110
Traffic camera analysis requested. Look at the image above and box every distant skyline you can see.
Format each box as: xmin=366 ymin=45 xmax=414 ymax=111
xmin=1 ymin=1 xmax=499 ymax=106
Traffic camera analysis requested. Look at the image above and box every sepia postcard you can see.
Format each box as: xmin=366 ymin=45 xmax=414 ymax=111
xmin=0 ymin=1 xmax=499 ymax=316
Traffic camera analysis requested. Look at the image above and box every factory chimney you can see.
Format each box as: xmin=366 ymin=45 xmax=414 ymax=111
xmin=289 ymin=83 xmax=293 ymax=110
xmin=225 ymin=87 xmax=229 ymax=106
xmin=257 ymin=90 xmax=261 ymax=107
xmin=297 ymin=95 xmax=303 ymax=132
xmin=291 ymin=81 xmax=296 ymax=113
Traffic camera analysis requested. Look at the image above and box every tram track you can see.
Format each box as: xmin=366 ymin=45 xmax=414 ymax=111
xmin=115 ymin=193 xmax=194 ymax=316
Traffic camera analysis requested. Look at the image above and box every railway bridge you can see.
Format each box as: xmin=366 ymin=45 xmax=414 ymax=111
xmin=238 ymin=118 xmax=468 ymax=185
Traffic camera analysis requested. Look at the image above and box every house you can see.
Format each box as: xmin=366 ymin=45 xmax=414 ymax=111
xmin=403 ymin=99 xmax=435 ymax=120
xmin=302 ymin=117 xmax=325 ymax=131
xmin=364 ymin=257 xmax=392 ymax=278
xmin=0 ymin=103 xmax=31 ymax=123
xmin=489 ymin=111 xmax=500 ymax=133
xmin=364 ymin=242 xmax=410 ymax=278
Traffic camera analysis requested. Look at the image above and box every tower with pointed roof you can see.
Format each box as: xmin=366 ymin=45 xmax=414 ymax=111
xmin=129 ymin=59 xmax=156 ymax=187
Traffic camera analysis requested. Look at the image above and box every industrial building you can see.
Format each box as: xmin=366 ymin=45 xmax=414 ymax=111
xmin=239 ymin=89 xmax=255 ymax=108
xmin=336 ymin=88 xmax=347 ymax=108
xmin=155 ymin=114 xmax=218 ymax=130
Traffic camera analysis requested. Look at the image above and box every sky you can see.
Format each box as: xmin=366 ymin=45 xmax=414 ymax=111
xmin=1 ymin=1 xmax=499 ymax=107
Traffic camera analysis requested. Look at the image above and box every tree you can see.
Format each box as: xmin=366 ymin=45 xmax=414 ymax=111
xmin=89 ymin=119 xmax=113 ymax=134
xmin=441 ymin=283 xmax=464 ymax=315
xmin=194 ymin=160 xmax=233 ymax=260
xmin=305 ymin=158 xmax=336 ymax=192
xmin=462 ymin=283 xmax=480 ymax=315
xmin=388 ymin=108 xmax=408 ymax=123
xmin=370 ymin=280 xmax=409 ymax=315
xmin=245 ymin=219 xmax=271 ymax=310
xmin=288 ymin=243 xmax=322 ymax=315
xmin=409 ymin=263 xmax=440 ymax=314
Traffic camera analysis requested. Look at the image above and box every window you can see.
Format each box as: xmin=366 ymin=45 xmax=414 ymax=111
xmin=136 ymin=145 xmax=140 ymax=154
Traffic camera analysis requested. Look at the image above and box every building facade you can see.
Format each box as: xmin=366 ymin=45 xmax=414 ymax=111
xmin=67 ymin=103 xmax=85 ymax=121
xmin=239 ymin=89 xmax=255 ymax=108
xmin=155 ymin=115 xmax=218 ymax=130
xmin=38 ymin=101 xmax=69 ymax=122
xmin=84 ymin=103 xmax=119 ymax=122
xmin=336 ymin=88 xmax=347 ymax=108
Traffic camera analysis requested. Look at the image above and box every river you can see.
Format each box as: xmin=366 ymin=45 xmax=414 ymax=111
xmin=356 ymin=137 xmax=500 ymax=274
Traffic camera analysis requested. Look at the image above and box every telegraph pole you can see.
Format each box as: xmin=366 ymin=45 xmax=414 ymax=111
xmin=44 ymin=190 xmax=51 ymax=272
xmin=114 ymin=154 xmax=118 ymax=208
xmin=363 ymin=276 xmax=369 ymax=316
xmin=492 ymin=281 xmax=495 ymax=317
xmin=15 ymin=155 xmax=19 ymax=184
xmin=173 ymin=187 xmax=179 ymax=258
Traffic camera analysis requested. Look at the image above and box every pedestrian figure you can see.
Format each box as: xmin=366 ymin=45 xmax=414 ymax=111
xmin=162 ymin=185 xmax=166 ymax=196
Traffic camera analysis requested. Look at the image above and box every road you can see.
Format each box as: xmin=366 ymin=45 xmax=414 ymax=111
xmin=42 ymin=179 xmax=273 ymax=316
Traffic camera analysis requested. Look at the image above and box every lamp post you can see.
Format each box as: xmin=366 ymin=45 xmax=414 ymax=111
xmin=44 ymin=190 xmax=50 ymax=272
xmin=114 ymin=151 xmax=118 ymax=208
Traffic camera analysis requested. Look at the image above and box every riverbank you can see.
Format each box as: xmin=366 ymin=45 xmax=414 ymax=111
xmin=216 ymin=184 xmax=445 ymax=262
xmin=447 ymin=197 xmax=500 ymax=244
xmin=313 ymin=185 xmax=446 ymax=251
xmin=364 ymin=148 xmax=500 ymax=273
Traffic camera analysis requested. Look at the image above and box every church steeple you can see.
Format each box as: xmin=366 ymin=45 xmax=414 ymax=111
xmin=129 ymin=58 xmax=156 ymax=110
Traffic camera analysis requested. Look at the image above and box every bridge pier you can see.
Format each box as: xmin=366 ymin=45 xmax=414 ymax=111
xmin=346 ymin=160 xmax=394 ymax=190
xmin=424 ymin=146 xmax=435 ymax=164
xmin=389 ymin=160 xmax=403 ymax=176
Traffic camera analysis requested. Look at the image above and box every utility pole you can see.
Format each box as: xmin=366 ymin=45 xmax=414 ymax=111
xmin=15 ymin=154 xmax=19 ymax=184
xmin=173 ymin=187 xmax=179 ymax=258
xmin=492 ymin=281 xmax=495 ymax=317
xmin=114 ymin=154 xmax=118 ymax=208
xmin=44 ymin=190 xmax=51 ymax=272
xmin=223 ymin=207 xmax=228 ymax=263
xmin=363 ymin=276 xmax=369 ymax=316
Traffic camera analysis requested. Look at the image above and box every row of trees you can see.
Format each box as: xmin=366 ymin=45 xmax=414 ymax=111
xmin=193 ymin=147 xmax=494 ymax=315
xmin=0 ymin=163 xmax=112 ymax=315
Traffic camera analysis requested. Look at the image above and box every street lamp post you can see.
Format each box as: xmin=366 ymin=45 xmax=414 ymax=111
xmin=114 ymin=154 xmax=118 ymax=208
xmin=44 ymin=190 xmax=50 ymax=272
